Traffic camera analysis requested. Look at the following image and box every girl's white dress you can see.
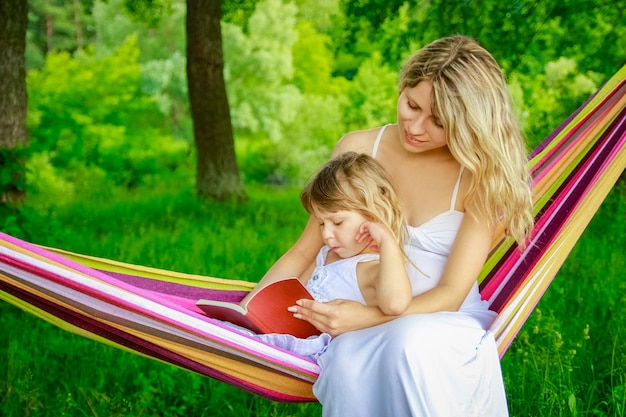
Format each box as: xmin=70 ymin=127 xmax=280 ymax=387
xmin=236 ymin=245 xmax=379 ymax=359
xmin=305 ymin=245 xmax=378 ymax=304
xmin=312 ymin=125 xmax=509 ymax=416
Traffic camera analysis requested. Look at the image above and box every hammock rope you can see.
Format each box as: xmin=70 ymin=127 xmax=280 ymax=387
xmin=1 ymin=64 xmax=625 ymax=402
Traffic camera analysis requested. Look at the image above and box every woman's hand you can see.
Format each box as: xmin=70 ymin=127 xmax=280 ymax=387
xmin=288 ymin=298 xmax=387 ymax=337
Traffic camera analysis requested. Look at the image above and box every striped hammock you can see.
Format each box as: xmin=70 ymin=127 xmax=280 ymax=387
xmin=1 ymin=64 xmax=625 ymax=403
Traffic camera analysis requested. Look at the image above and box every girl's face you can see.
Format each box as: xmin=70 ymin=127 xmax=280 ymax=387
xmin=313 ymin=208 xmax=371 ymax=259
xmin=397 ymin=81 xmax=447 ymax=153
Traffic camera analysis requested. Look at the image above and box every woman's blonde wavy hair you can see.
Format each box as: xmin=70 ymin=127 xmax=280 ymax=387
xmin=300 ymin=152 xmax=407 ymax=248
xmin=399 ymin=35 xmax=534 ymax=247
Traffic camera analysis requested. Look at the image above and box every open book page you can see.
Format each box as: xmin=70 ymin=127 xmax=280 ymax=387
xmin=196 ymin=277 xmax=320 ymax=338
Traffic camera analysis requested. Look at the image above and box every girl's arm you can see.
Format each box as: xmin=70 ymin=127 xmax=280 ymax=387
xmin=356 ymin=221 xmax=412 ymax=316
xmin=291 ymin=211 xmax=494 ymax=336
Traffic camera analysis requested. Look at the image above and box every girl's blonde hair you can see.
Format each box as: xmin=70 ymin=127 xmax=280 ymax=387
xmin=399 ymin=35 xmax=534 ymax=247
xmin=300 ymin=152 xmax=406 ymax=248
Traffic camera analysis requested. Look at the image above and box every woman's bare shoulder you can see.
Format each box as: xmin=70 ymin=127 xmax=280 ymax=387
xmin=332 ymin=126 xmax=388 ymax=157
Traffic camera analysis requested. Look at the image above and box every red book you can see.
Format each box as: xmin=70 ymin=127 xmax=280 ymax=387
xmin=196 ymin=277 xmax=321 ymax=338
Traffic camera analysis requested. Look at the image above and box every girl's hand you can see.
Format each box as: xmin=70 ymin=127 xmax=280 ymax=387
xmin=355 ymin=221 xmax=393 ymax=253
xmin=288 ymin=298 xmax=383 ymax=337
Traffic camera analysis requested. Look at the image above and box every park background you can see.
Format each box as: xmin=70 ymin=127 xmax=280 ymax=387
xmin=0 ymin=0 xmax=625 ymax=416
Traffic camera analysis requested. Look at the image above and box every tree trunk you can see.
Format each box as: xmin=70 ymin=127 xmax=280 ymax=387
xmin=0 ymin=0 xmax=28 ymax=206
xmin=186 ymin=0 xmax=246 ymax=201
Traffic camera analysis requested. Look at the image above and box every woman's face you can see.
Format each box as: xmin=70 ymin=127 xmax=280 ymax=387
xmin=397 ymin=81 xmax=447 ymax=153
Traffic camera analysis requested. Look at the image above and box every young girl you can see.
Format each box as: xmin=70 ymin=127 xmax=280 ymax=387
xmin=240 ymin=151 xmax=414 ymax=358
xmin=299 ymin=151 xmax=413 ymax=316
xmin=258 ymin=35 xmax=534 ymax=416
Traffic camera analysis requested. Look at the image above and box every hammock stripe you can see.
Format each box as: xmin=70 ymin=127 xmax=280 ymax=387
xmin=1 ymin=64 xmax=624 ymax=401
xmin=480 ymin=66 xmax=626 ymax=355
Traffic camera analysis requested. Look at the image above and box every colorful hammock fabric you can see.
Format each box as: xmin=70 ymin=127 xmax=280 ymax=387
xmin=1 ymin=64 xmax=625 ymax=403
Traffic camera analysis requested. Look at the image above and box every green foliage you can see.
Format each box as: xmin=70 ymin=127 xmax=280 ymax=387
xmin=280 ymin=93 xmax=347 ymax=180
xmin=223 ymin=0 xmax=351 ymax=184
xmin=26 ymin=0 xmax=96 ymax=69
xmin=0 ymin=147 xmax=27 ymax=194
xmin=20 ymin=0 xmax=626 ymax=189
xmin=344 ymin=51 xmax=398 ymax=130
xmin=123 ymin=0 xmax=171 ymax=27
xmin=222 ymin=0 xmax=260 ymax=29
xmin=223 ymin=0 xmax=300 ymax=142
xmin=336 ymin=0 xmax=625 ymax=80
xmin=372 ymin=2 xmax=423 ymax=70
xmin=26 ymin=35 xmax=190 ymax=193
xmin=93 ymin=0 xmax=186 ymax=61
xmin=511 ymin=58 xmax=601 ymax=149
xmin=341 ymin=0 xmax=406 ymax=34
xmin=26 ymin=153 xmax=89 ymax=209
xmin=545 ymin=0 xmax=625 ymax=79
xmin=0 ymin=147 xmax=29 ymax=238
xmin=139 ymin=50 xmax=192 ymax=139
xmin=294 ymin=0 xmax=341 ymax=33
xmin=139 ymin=51 xmax=187 ymax=111
xmin=292 ymin=20 xmax=335 ymax=95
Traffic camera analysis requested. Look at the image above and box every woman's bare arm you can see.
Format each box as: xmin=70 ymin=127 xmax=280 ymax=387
xmin=405 ymin=210 xmax=493 ymax=313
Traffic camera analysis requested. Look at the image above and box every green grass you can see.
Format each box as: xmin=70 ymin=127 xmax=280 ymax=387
xmin=1 ymin=179 xmax=624 ymax=416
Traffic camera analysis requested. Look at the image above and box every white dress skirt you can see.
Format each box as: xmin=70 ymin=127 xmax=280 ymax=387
xmin=313 ymin=199 xmax=509 ymax=416
xmin=313 ymin=306 xmax=508 ymax=416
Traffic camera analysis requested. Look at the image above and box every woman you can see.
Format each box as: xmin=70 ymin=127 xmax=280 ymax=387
xmin=261 ymin=35 xmax=533 ymax=416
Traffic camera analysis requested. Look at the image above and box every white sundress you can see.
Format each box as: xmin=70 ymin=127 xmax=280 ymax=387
xmin=312 ymin=125 xmax=509 ymax=417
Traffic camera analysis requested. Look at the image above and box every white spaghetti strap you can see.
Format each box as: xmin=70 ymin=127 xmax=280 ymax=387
xmin=371 ymin=124 xmax=390 ymax=158
xmin=450 ymin=166 xmax=465 ymax=211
